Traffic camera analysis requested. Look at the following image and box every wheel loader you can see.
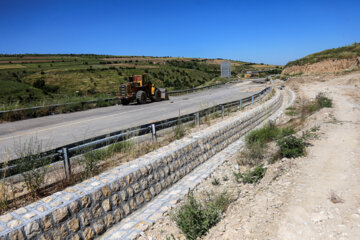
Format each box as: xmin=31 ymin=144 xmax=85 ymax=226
xmin=118 ymin=74 xmax=169 ymax=105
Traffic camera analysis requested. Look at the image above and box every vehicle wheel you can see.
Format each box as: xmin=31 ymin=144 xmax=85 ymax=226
xmin=136 ymin=90 xmax=147 ymax=104
xmin=154 ymin=88 xmax=162 ymax=101
xmin=121 ymin=98 xmax=130 ymax=105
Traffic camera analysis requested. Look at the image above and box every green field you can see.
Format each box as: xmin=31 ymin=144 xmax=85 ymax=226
xmin=0 ymin=54 xmax=281 ymax=110
xmin=285 ymin=43 xmax=360 ymax=68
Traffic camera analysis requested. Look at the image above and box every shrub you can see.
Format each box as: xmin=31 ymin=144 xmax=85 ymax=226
xmin=316 ymin=93 xmax=332 ymax=108
xmin=82 ymin=149 xmax=107 ymax=177
xmin=277 ymin=136 xmax=306 ymax=158
xmin=172 ymin=191 xmax=230 ymax=240
xmin=234 ymin=164 xmax=266 ymax=184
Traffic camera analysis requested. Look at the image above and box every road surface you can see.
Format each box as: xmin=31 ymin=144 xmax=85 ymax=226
xmin=0 ymin=81 xmax=266 ymax=161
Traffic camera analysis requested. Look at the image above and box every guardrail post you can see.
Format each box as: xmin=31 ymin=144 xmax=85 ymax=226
xmin=195 ymin=112 xmax=200 ymax=126
xmin=252 ymin=96 xmax=254 ymax=104
xmin=221 ymin=105 xmax=225 ymax=118
xmin=239 ymin=99 xmax=242 ymax=109
xmin=62 ymin=147 xmax=71 ymax=180
xmin=151 ymin=124 xmax=157 ymax=142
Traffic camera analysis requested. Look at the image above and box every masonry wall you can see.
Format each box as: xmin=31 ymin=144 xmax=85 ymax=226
xmin=0 ymin=91 xmax=282 ymax=240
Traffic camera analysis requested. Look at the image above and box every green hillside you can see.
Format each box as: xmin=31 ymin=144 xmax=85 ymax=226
xmin=285 ymin=43 xmax=360 ymax=68
xmin=0 ymin=54 xmax=280 ymax=110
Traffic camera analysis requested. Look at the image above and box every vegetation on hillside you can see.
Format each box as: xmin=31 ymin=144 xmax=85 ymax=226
xmin=285 ymin=43 xmax=360 ymax=68
xmin=0 ymin=54 xmax=279 ymax=110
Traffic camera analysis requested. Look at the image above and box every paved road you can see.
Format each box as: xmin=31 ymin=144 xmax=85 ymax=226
xmin=0 ymin=81 xmax=266 ymax=161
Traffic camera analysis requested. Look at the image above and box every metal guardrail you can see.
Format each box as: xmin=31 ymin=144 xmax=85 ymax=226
xmin=0 ymin=86 xmax=272 ymax=179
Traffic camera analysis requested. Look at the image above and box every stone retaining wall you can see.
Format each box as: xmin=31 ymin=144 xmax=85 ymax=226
xmin=0 ymin=91 xmax=282 ymax=240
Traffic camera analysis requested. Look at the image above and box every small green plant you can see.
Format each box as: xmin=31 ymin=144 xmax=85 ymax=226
xmin=165 ymin=234 xmax=181 ymax=240
xmin=234 ymin=164 xmax=267 ymax=184
xmin=211 ymin=178 xmax=220 ymax=186
xmin=172 ymin=191 xmax=230 ymax=240
xmin=277 ymin=136 xmax=306 ymax=158
xmin=285 ymin=106 xmax=297 ymax=116
xmin=311 ymin=125 xmax=320 ymax=132
xmin=174 ymin=119 xmax=185 ymax=139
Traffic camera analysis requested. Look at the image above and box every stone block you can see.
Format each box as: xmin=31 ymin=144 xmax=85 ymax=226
xmin=67 ymin=217 xmax=80 ymax=233
xmin=119 ymin=190 xmax=128 ymax=201
xmin=91 ymin=203 xmax=103 ymax=218
xmin=110 ymin=181 xmax=120 ymax=192
xmin=104 ymin=214 xmax=115 ymax=227
xmin=102 ymin=186 xmax=111 ymax=197
xmin=92 ymin=219 xmax=105 ymax=235
xmin=92 ymin=190 xmax=103 ymax=203
xmin=101 ymin=199 xmax=111 ymax=212
xmin=52 ymin=207 xmax=69 ymax=223
xmin=82 ymin=227 xmax=94 ymax=240
xmin=132 ymin=183 xmax=141 ymax=194
xmin=111 ymin=193 xmax=121 ymax=206
xmin=136 ymin=194 xmax=144 ymax=205
xmin=79 ymin=210 xmax=91 ymax=226
xmin=8 ymin=229 xmax=24 ymax=240
xmin=122 ymin=203 xmax=131 ymax=216
xmin=69 ymin=201 xmax=80 ymax=214
xmin=113 ymin=208 xmax=124 ymax=222
xmin=81 ymin=196 xmax=91 ymax=208
xmin=41 ymin=214 xmax=53 ymax=232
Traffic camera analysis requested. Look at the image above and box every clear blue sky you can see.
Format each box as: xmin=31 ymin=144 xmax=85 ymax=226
xmin=1 ymin=0 xmax=359 ymax=65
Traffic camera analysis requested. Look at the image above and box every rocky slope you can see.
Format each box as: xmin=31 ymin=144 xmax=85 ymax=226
xmin=282 ymin=57 xmax=360 ymax=75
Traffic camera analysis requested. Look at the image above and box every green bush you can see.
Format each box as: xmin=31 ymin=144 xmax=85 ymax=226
xmin=234 ymin=164 xmax=266 ymax=184
xmin=83 ymin=149 xmax=107 ymax=177
xmin=277 ymin=136 xmax=306 ymax=158
xmin=172 ymin=191 xmax=230 ymax=240
xmin=316 ymin=93 xmax=332 ymax=108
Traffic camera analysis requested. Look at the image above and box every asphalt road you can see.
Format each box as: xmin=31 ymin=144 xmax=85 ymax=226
xmin=0 ymin=81 xmax=266 ymax=161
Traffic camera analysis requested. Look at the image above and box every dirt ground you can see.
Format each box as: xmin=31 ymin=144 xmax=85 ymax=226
xmin=139 ymin=71 xmax=360 ymax=240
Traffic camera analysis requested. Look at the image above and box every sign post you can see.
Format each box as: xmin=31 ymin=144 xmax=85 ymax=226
xmin=221 ymin=62 xmax=231 ymax=80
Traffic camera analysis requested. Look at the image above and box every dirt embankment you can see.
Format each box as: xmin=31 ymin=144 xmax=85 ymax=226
xmin=282 ymin=57 xmax=360 ymax=75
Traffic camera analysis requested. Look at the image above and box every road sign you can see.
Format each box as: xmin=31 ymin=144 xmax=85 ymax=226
xmin=221 ymin=61 xmax=231 ymax=78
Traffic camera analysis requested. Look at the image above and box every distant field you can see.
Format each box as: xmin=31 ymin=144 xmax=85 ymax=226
xmin=0 ymin=54 xmax=281 ymax=110
xmin=0 ymin=64 xmax=25 ymax=69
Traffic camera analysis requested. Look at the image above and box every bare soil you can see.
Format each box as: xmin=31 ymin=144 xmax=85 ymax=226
xmin=139 ymin=71 xmax=360 ymax=240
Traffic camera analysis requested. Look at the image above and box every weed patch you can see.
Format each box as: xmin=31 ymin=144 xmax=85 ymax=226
xmin=234 ymin=164 xmax=267 ymax=184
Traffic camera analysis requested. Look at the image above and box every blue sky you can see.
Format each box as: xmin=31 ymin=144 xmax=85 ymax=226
xmin=0 ymin=0 xmax=359 ymax=65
